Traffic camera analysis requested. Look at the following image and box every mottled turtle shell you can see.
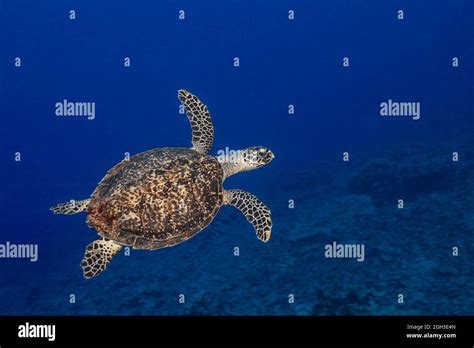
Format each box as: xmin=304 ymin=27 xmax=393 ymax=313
xmin=86 ymin=147 xmax=223 ymax=250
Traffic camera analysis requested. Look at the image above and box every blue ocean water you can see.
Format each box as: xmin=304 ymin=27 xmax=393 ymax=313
xmin=0 ymin=0 xmax=473 ymax=315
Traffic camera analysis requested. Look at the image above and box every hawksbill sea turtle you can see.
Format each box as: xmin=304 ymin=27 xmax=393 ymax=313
xmin=51 ymin=90 xmax=274 ymax=278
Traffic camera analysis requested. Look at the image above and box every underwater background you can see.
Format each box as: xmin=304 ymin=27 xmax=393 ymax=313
xmin=1 ymin=0 xmax=473 ymax=315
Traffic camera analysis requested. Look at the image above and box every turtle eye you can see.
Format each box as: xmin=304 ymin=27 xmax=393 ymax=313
xmin=254 ymin=147 xmax=274 ymax=165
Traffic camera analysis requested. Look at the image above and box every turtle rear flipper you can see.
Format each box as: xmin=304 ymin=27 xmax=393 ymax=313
xmin=80 ymin=238 xmax=122 ymax=279
xmin=50 ymin=199 xmax=90 ymax=215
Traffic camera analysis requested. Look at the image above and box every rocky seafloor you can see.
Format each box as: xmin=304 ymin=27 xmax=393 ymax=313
xmin=1 ymin=142 xmax=474 ymax=315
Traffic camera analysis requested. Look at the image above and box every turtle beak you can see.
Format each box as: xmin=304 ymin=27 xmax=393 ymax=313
xmin=266 ymin=150 xmax=275 ymax=164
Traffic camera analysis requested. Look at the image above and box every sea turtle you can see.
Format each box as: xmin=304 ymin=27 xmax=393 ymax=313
xmin=51 ymin=90 xmax=274 ymax=278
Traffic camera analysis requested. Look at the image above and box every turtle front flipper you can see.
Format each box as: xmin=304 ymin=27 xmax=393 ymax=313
xmin=50 ymin=199 xmax=90 ymax=215
xmin=223 ymin=189 xmax=272 ymax=242
xmin=80 ymin=238 xmax=122 ymax=279
xmin=178 ymin=89 xmax=214 ymax=154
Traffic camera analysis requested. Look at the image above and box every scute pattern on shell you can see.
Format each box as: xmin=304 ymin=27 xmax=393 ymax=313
xmin=86 ymin=147 xmax=223 ymax=249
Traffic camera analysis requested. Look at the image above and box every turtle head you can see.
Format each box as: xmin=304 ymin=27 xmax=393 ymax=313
xmin=221 ymin=146 xmax=275 ymax=180
xmin=241 ymin=146 xmax=275 ymax=169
